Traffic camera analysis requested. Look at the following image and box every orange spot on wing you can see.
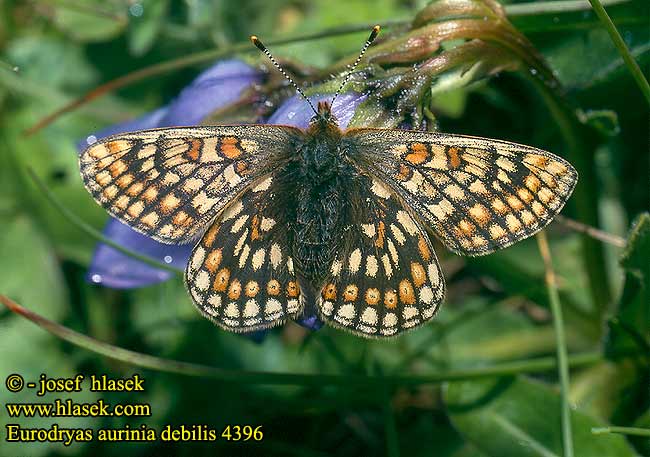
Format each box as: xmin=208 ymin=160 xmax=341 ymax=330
xmin=250 ymin=215 xmax=261 ymax=241
xmin=287 ymin=281 xmax=300 ymax=298
xmin=365 ymin=288 xmax=380 ymax=305
xmin=267 ymin=280 xmax=281 ymax=296
xmin=384 ymin=290 xmax=397 ymax=308
xmin=323 ymin=283 xmax=337 ymax=300
xmin=204 ymin=224 xmax=220 ymax=246
xmin=228 ymin=279 xmax=242 ymax=300
xmin=411 ymin=263 xmax=427 ymax=287
xmin=221 ymin=137 xmax=242 ymax=159
xmin=405 ymin=143 xmax=429 ymax=165
xmin=173 ymin=211 xmax=192 ymax=227
xmin=417 ymin=235 xmax=431 ymax=261
xmin=396 ymin=164 xmax=413 ymax=181
xmin=204 ymin=249 xmax=223 ymax=273
xmin=375 ymin=221 xmax=385 ymax=248
xmin=343 ymin=285 xmax=359 ymax=302
xmin=398 ymin=279 xmax=416 ymax=305
xmin=447 ymin=146 xmax=462 ymax=169
xmin=213 ymin=268 xmax=230 ymax=292
xmin=186 ymin=139 xmax=202 ymax=161
xmin=245 ymin=281 xmax=259 ymax=297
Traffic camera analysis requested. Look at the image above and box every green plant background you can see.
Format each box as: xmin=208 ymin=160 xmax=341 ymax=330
xmin=0 ymin=0 xmax=648 ymax=456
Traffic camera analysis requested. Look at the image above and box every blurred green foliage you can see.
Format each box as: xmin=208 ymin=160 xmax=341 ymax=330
xmin=0 ymin=0 xmax=649 ymax=456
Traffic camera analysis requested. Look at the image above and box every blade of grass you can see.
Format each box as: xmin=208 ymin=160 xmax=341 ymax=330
xmin=27 ymin=168 xmax=182 ymax=274
xmin=537 ymin=231 xmax=574 ymax=457
xmin=382 ymin=385 xmax=400 ymax=457
xmin=587 ymin=0 xmax=650 ymax=104
xmin=0 ymin=294 xmax=603 ymax=386
xmin=592 ymin=426 xmax=650 ymax=437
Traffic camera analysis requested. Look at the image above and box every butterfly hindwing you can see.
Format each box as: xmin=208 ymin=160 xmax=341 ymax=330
xmin=345 ymin=129 xmax=578 ymax=256
xmin=318 ymin=175 xmax=445 ymax=337
xmin=79 ymin=125 xmax=302 ymax=244
xmin=185 ymin=175 xmax=303 ymax=332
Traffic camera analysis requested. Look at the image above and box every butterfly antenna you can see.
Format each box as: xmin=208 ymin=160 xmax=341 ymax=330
xmin=251 ymin=35 xmax=318 ymax=116
xmin=330 ymin=25 xmax=380 ymax=109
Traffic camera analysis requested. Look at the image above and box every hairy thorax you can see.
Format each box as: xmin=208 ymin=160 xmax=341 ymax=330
xmin=293 ymin=121 xmax=348 ymax=285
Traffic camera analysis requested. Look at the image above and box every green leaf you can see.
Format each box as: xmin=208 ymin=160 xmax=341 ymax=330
xmin=53 ymin=1 xmax=127 ymax=43
xmin=128 ymin=0 xmax=169 ymax=56
xmin=606 ymin=213 xmax=650 ymax=358
xmin=445 ymin=376 xmax=639 ymax=457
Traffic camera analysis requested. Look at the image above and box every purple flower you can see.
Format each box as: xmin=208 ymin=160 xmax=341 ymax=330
xmin=81 ymin=58 xmax=367 ymax=332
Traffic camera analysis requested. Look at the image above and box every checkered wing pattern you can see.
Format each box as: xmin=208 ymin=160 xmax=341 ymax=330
xmin=318 ymin=176 xmax=444 ymax=337
xmin=79 ymin=125 xmax=302 ymax=244
xmin=185 ymin=175 xmax=303 ymax=332
xmin=346 ymin=129 xmax=578 ymax=256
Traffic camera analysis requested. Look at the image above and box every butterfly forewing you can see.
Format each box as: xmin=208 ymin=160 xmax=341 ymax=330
xmin=318 ymin=175 xmax=444 ymax=337
xmin=185 ymin=174 xmax=304 ymax=332
xmin=79 ymin=125 xmax=302 ymax=244
xmin=346 ymin=129 xmax=578 ymax=256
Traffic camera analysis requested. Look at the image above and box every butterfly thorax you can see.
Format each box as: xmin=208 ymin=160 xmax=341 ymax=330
xmin=293 ymin=102 xmax=349 ymax=285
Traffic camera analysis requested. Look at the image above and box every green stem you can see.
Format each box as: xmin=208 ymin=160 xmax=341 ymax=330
xmin=505 ymin=0 xmax=629 ymax=16
xmin=382 ymin=386 xmax=400 ymax=457
xmin=27 ymin=168 xmax=182 ymax=274
xmin=529 ymin=74 xmax=612 ymax=314
xmin=537 ymin=232 xmax=574 ymax=457
xmin=592 ymin=426 xmax=650 ymax=437
xmin=587 ymin=0 xmax=650 ymax=104
xmin=0 ymin=294 xmax=603 ymax=386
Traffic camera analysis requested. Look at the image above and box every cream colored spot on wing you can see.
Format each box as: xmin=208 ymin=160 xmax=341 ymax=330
xmin=496 ymin=156 xmax=516 ymax=172
xmin=361 ymin=307 xmax=378 ymax=325
xmin=472 ymin=235 xmax=487 ymax=247
xmin=252 ymin=248 xmax=266 ymax=271
xmin=231 ymin=214 xmax=249 ymax=233
xmin=222 ymin=200 xmax=243 ymax=221
xmin=239 ymin=244 xmax=250 ymax=268
xmin=396 ymin=210 xmax=418 ymax=235
xmin=403 ymin=306 xmax=418 ymax=320
xmin=161 ymin=193 xmax=180 ymax=214
xmin=390 ymin=224 xmax=406 ymax=245
xmin=361 ymin=224 xmax=376 ymax=238
xmin=348 ymin=248 xmax=362 ymax=273
xmin=538 ymin=187 xmax=554 ymax=204
xmin=115 ymin=195 xmax=129 ymax=210
xmin=270 ymin=243 xmax=282 ymax=269
xmin=532 ymin=201 xmax=547 ymax=217
xmin=469 ymin=204 xmax=490 ymax=225
xmin=183 ymin=177 xmax=204 ymax=193
xmin=141 ymin=212 xmax=159 ymax=228
xmin=366 ymin=255 xmax=378 ymax=277
xmin=102 ymin=185 xmax=118 ymax=200
xmin=192 ymin=191 xmax=219 ymax=215
xmin=195 ymin=270 xmax=210 ymax=291
xmin=127 ymin=201 xmax=145 ymax=218
xmin=287 ymin=256 xmax=295 ymax=274
xmin=444 ymin=184 xmax=465 ymax=201
xmin=243 ymin=300 xmax=260 ymax=317
xmin=419 ymin=286 xmax=434 ymax=304
xmin=491 ymin=198 xmax=508 ymax=214
xmin=162 ymin=172 xmax=180 ymax=186
xmin=489 ymin=224 xmax=507 ymax=240
xmin=337 ymin=304 xmax=356 ymax=320
xmin=469 ymin=179 xmax=488 ymax=194
xmin=497 ymin=170 xmax=511 ymax=184
xmin=143 ymin=186 xmax=158 ymax=202
xmin=223 ymin=164 xmax=242 ymax=186
xmin=547 ymin=160 xmax=567 ymax=175
xmin=505 ymin=214 xmax=523 ymax=232
xmin=253 ymin=176 xmax=273 ymax=192
xmin=240 ymin=139 xmax=259 ymax=153
xmin=521 ymin=210 xmax=536 ymax=226
xmin=382 ymin=254 xmax=393 ymax=279
xmin=265 ymin=299 xmax=282 ymax=316
xmin=225 ymin=302 xmax=239 ymax=318
xmin=191 ymin=246 xmax=206 ymax=270
xmin=371 ymin=179 xmax=391 ymax=199
xmin=428 ymin=263 xmax=440 ymax=285
xmin=260 ymin=217 xmax=276 ymax=231
xmin=94 ymin=170 xmax=112 ymax=187
xmin=387 ymin=239 xmax=399 ymax=265
xmin=331 ymin=260 xmax=342 ymax=276
xmin=234 ymin=229 xmax=248 ymax=256
xmin=383 ymin=313 xmax=398 ymax=327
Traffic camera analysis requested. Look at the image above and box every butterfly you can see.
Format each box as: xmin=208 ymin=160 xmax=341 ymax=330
xmin=79 ymin=26 xmax=577 ymax=338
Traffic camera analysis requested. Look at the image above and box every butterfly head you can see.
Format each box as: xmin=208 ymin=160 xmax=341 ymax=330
xmin=310 ymin=101 xmax=339 ymax=128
